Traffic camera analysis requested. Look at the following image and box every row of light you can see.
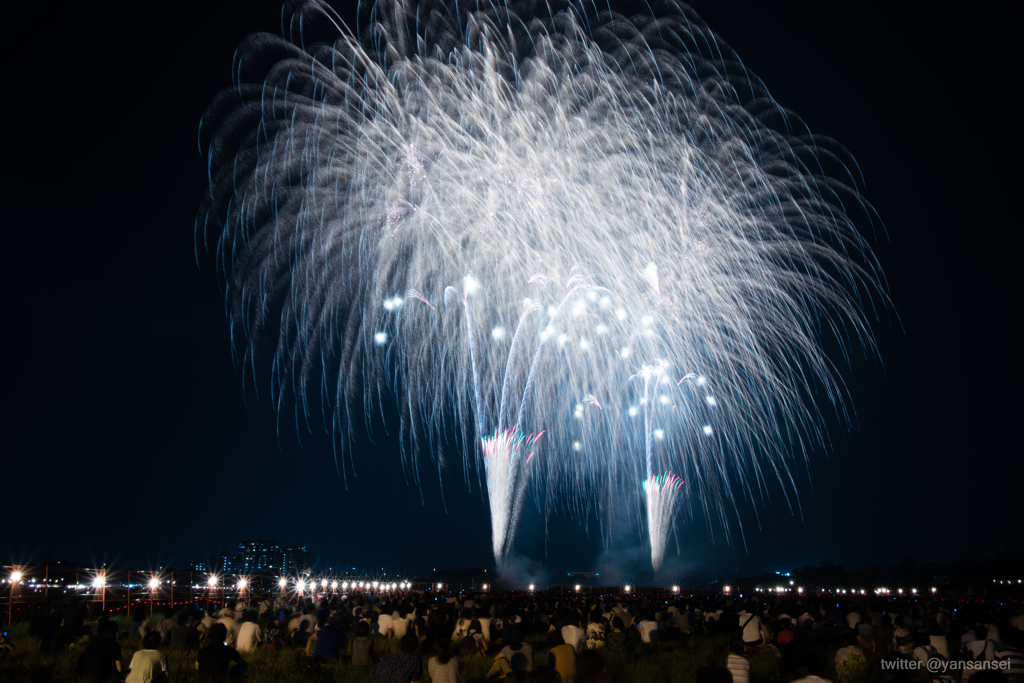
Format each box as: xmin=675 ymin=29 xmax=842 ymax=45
xmin=7 ymin=570 xmax=970 ymax=597
xmin=277 ymin=578 xmax=412 ymax=591
xmin=753 ymin=586 xmax=939 ymax=595
xmin=58 ymin=575 xmax=413 ymax=592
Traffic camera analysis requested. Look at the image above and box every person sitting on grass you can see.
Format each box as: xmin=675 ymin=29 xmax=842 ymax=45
xmin=458 ymin=618 xmax=485 ymax=657
xmin=352 ymin=620 xmax=375 ymax=666
xmin=378 ymin=609 xmax=395 ymax=638
xmin=726 ymin=637 xmax=750 ymax=683
xmin=262 ymin=616 xmax=287 ymax=652
xmin=235 ymin=610 xmax=262 ymax=654
xmin=372 ymin=633 xmax=422 ymax=683
xmin=196 ymin=623 xmax=247 ymax=683
xmin=311 ymin=616 xmax=347 ymax=664
xmin=156 ymin=607 xmax=176 ymax=646
xmin=776 ymin=618 xmax=795 ymax=646
xmin=429 ymin=637 xmax=464 ymax=683
xmin=563 ymin=616 xmax=587 ymax=651
xmin=40 ymin=610 xmax=72 ymax=654
xmin=586 ymin=610 xmax=606 ymax=649
xmin=168 ymin=612 xmax=194 ymax=651
xmin=217 ymin=607 xmax=240 ymax=648
xmin=126 ymin=631 xmax=168 ymax=683
xmin=835 ymin=632 xmax=866 ymax=681
xmin=487 ymin=627 xmax=533 ymax=679
xmin=792 ymin=649 xmax=833 ymax=683
xmin=576 ymin=648 xmax=617 ymax=683
xmin=604 ymin=616 xmax=628 ymax=653
xmin=392 ymin=607 xmax=412 ymax=639
xmin=695 ymin=646 xmax=734 ymax=683
xmin=637 ymin=611 xmax=659 ymax=644
xmin=75 ymin=619 xmax=122 ymax=681
xmin=549 ymin=630 xmax=578 ymax=683
xmin=739 ymin=605 xmax=762 ymax=649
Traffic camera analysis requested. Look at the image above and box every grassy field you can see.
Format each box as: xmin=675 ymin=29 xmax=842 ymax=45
xmin=0 ymin=614 xmax=912 ymax=683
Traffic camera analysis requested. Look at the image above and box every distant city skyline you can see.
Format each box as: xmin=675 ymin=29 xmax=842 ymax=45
xmin=187 ymin=537 xmax=309 ymax=576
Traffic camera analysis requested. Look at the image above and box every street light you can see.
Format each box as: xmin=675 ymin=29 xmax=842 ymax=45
xmin=624 ymin=585 xmax=631 ymax=593
xmin=8 ymin=570 xmax=22 ymax=629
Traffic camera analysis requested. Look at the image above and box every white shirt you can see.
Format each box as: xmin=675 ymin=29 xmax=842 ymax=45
xmin=237 ymin=622 xmax=262 ymax=653
xmin=376 ymin=613 xmax=394 ymax=636
xmin=453 ymin=618 xmax=473 ymax=640
xmin=966 ymin=639 xmax=995 ymax=662
xmin=297 ymin=614 xmax=318 ymax=636
xmin=125 ymin=648 xmax=167 ymax=683
xmin=562 ymin=624 xmax=586 ymax=651
xmin=612 ymin=607 xmax=634 ymax=628
xmin=637 ymin=620 xmax=659 ymax=644
xmin=913 ymin=646 xmax=936 ymax=664
xmin=477 ymin=617 xmax=492 ymax=641
xmin=501 ymin=643 xmax=534 ymax=672
xmin=727 ymin=653 xmax=751 ymax=683
xmin=217 ymin=616 xmax=240 ymax=647
xmin=391 ymin=616 xmax=410 ymax=638
xmin=428 ymin=655 xmax=462 ymax=683
xmin=740 ymin=612 xmax=762 ymax=643
xmin=928 ymin=635 xmax=949 ymax=658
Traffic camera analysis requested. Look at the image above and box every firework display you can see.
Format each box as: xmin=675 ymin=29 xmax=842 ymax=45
xmin=199 ymin=0 xmax=882 ymax=569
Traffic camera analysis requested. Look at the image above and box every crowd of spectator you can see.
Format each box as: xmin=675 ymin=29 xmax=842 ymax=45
xmin=8 ymin=588 xmax=1024 ymax=683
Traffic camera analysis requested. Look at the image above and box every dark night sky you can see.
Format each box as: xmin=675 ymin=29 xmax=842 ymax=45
xmin=5 ymin=0 xmax=1019 ymax=582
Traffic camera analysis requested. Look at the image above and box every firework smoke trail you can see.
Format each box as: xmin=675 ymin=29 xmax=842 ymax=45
xmin=198 ymin=0 xmax=886 ymax=568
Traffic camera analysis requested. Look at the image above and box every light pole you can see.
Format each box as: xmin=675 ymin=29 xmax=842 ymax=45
xmin=149 ymin=577 xmax=159 ymax=616
xmin=93 ymin=574 xmax=107 ymax=613
xmin=8 ymin=569 xmax=22 ymax=629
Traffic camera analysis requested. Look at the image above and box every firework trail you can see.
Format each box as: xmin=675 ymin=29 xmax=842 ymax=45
xmin=198 ymin=0 xmax=885 ymax=569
